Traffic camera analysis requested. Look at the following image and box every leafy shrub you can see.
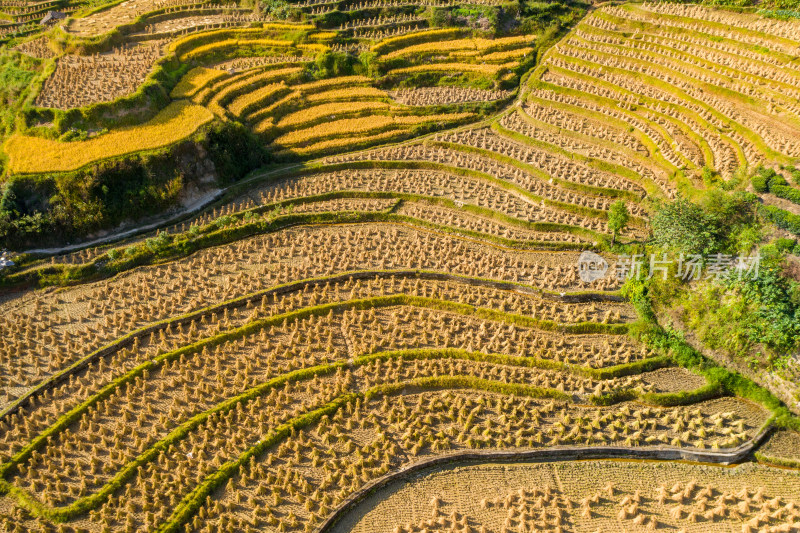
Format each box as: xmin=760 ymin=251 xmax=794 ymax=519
xmin=0 ymin=52 xmax=39 ymax=136
xmin=761 ymin=205 xmax=800 ymax=236
xmin=751 ymin=173 xmax=769 ymax=192
xmin=774 ymin=238 xmax=797 ymax=254
xmin=701 ymin=166 xmax=719 ymax=187
xmin=58 ymin=129 xmax=89 ymax=142
xmin=0 ymin=122 xmax=268 ymax=249
xmin=312 ymin=51 xmax=358 ymax=79
xmin=607 ymin=200 xmax=629 ymax=244
xmin=260 ymin=0 xmax=302 ymax=20
xmin=651 ymin=198 xmax=719 ymax=254
xmin=145 ymin=232 xmax=171 ymax=253
xmin=650 ymin=192 xmax=758 ymax=255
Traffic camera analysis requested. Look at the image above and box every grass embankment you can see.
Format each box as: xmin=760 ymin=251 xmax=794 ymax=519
xmin=623 ymin=277 xmax=799 ymax=431
xmin=0 ymin=286 xmax=639 ymax=520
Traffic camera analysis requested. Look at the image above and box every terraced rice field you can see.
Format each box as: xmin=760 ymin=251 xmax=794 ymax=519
xmin=0 ymin=245 xmax=783 ymax=531
xmin=526 ymin=3 xmax=800 ymax=186
xmin=2 ymin=1 xmax=800 ymax=532
xmin=337 ymin=460 xmax=800 ymax=532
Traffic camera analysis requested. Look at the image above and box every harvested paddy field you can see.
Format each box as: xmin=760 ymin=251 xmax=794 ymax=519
xmin=336 ymin=460 xmax=800 ymax=533
xmin=1 ymin=1 xmax=800 ymax=532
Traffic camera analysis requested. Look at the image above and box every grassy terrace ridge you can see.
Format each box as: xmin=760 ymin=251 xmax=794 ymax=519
xmin=488 ymin=120 xmax=659 ymax=200
xmin=621 ymin=3 xmax=800 ymax=50
xmin=6 ymin=346 xmax=681 ymax=522
xmin=4 ymin=2 xmax=800 ymax=531
xmin=545 ymin=39 xmax=718 ymax=167
xmin=0 ymin=268 xmax=628 ymax=418
xmin=522 ymin=87 xmax=680 ymax=177
xmin=0 ymin=13 xmax=563 ymax=247
xmin=303 ymin=159 xmax=640 ymax=224
xmin=555 ymin=12 xmax=798 ymax=165
xmin=528 ymin=75 xmax=685 ymax=174
xmin=154 ymin=379 xmax=762 ymax=533
xmin=0 ymin=289 xmax=632 ymax=436
xmin=152 ymin=378 xmax=548 ymax=533
xmin=549 ymin=39 xmax=797 ymax=147
xmin=505 ymin=107 xmax=672 ymax=199
xmin=573 ymin=21 xmax=800 ymax=106
xmin=425 ymin=138 xmax=647 ymax=202
xmin=0 ymin=353 xmax=745 ymax=527
xmin=1 ymin=188 xmax=608 ymax=289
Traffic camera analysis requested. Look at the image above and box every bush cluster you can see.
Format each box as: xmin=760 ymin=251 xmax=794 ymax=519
xmin=0 ymin=122 xmax=268 ymax=249
xmin=753 ymin=166 xmax=800 ymax=205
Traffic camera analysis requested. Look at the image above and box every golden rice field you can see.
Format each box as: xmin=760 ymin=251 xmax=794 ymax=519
xmin=3 ymin=101 xmax=214 ymax=173
xmin=170 ymin=67 xmax=228 ymax=99
xmin=2 ymin=2 xmax=800 ymax=532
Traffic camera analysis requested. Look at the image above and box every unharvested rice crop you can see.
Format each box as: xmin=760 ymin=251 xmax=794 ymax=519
xmin=389 ymin=62 xmax=516 ymax=76
xmin=280 ymin=129 xmax=406 ymax=155
xmin=169 ymin=66 xmax=227 ymax=98
xmin=168 ymin=24 xmax=314 ymax=55
xmin=294 ymin=75 xmax=373 ymax=93
xmin=248 ymin=90 xmax=300 ymax=122
xmin=274 ymin=112 xmax=473 ymax=145
xmin=178 ymin=38 xmax=324 ymax=61
xmin=252 ymin=116 xmax=274 ymax=134
xmin=481 ymin=46 xmax=534 ymax=61
xmin=306 ymin=86 xmax=387 ymax=102
xmin=383 ymin=34 xmax=535 ymax=59
xmin=382 ymin=38 xmax=482 ymax=59
xmin=226 ymin=81 xmax=287 ymax=117
xmin=473 ymin=34 xmax=537 ymax=51
xmin=262 ymin=22 xmax=315 ymax=31
xmin=208 ymin=66 xmax=303 ymax=107
xmin=4 ymin=101 xmax=214 ymax=173
xmin=275 ymin=100 xmax=389 ymax=128
xmin=371 ymin=27 xmax=464 ymax=54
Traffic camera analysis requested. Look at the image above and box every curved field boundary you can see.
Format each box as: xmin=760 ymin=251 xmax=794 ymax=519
xmin=505 ymin=106 xmax=674 ymax=199
xmin=153 ymin=377 xmax=762 ymax=533
xmin=523 ymin=77 xmax=681 ymax=176
xmin=309 ymin=158 xmax=623 ymax=223
xmin=556 ymin=38 xmax=718 ymax=169
xmin=505 ymin=107 xmax=678 ymax=201
xmin=11 ymin=345 xmax=708 ymax=521
xmin=0 ymin=292 xmax=638 ymax=485
xmin=232 ymin=188 xmax=601 ymax=246
xmin=4 ymin=101 xmax=214 ymax=174
xmin=154 ymin=382 xmax=774 ymax=533
xmin=0 ymin=361 xmax=574 ymax=520
xmin=317 ymin=424 xmax=777 ymax=533
xmin=426 ymin=138 xmax=646 ymax=202
xmin=0 ymin=270 xmax=626 ymax=422
xmin=2 ymin=208 xmax=603 ymax=291
xmin=494 ymin=108 xmax=672 ymax=192
xmin=544 ymin=38 xmax=791 ymax=165
xmin=755 ymin=451 xmax=800 ymax=470
xmin=7 ymin=96 xmax=499 ymax=261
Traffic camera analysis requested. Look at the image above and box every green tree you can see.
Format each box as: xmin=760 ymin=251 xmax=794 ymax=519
xmin=650 ymin=198 xmax=723 ymax=255
xmin=607 ymin=200 xmax=629 ymax=244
